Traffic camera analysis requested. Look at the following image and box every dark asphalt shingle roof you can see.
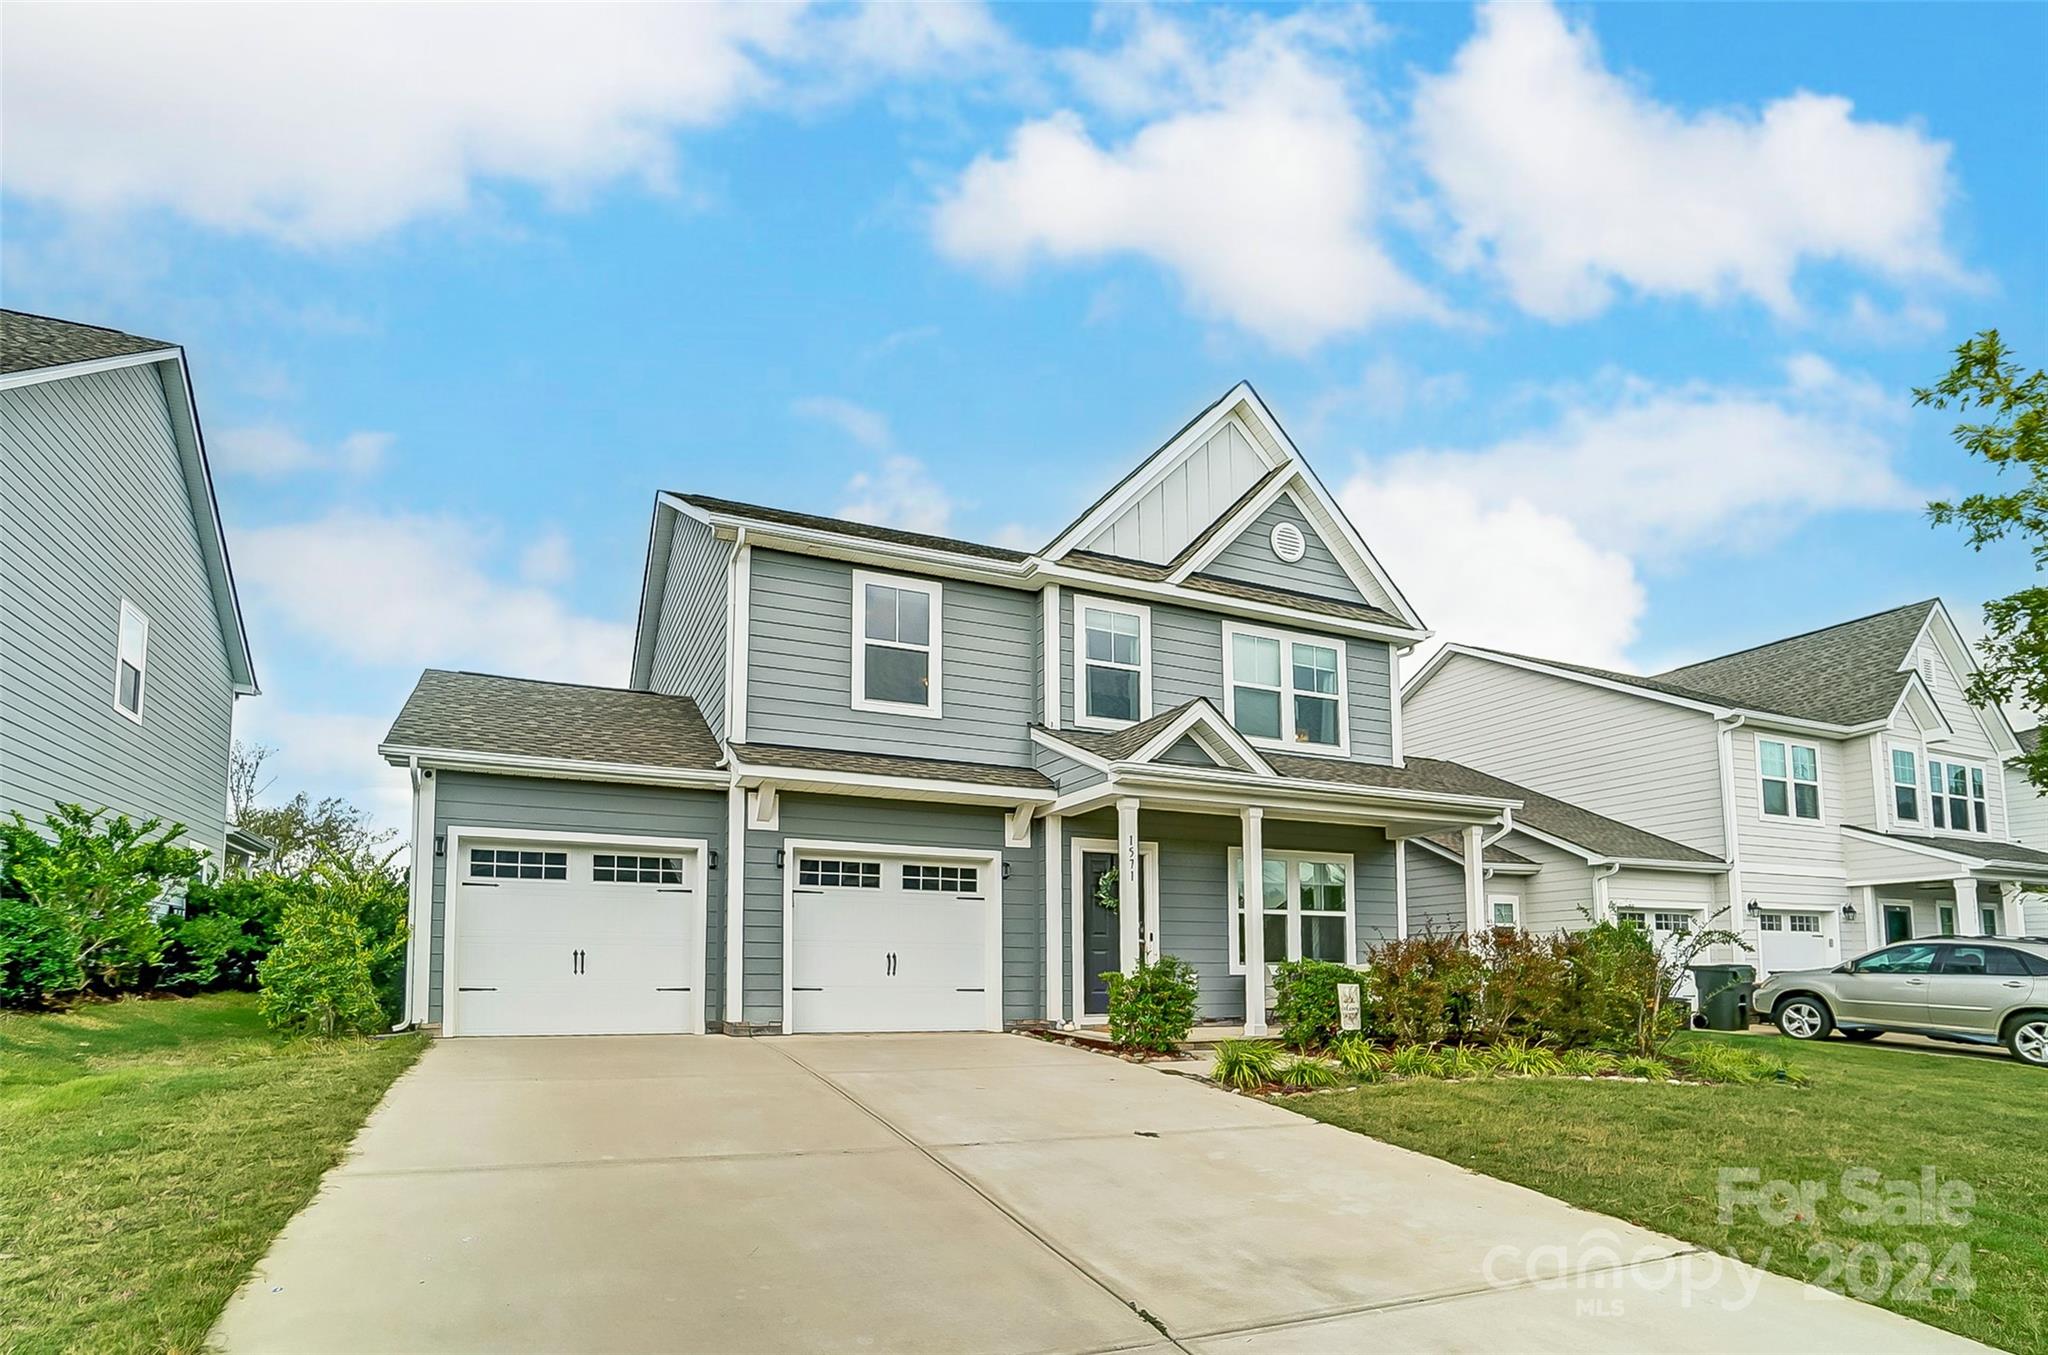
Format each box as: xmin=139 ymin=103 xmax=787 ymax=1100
xmin=1421 ymin=831 xmax=1536 ymax=867
xmin=383 ymin=670 xmax=722 ymax=770
xmin=673 ymin=493 xmax=1029 ymax=563
xmin=730 ymin=743 xmax=1052 ymax=790
xmin=2016 ymin=727 xmax=2039 ymax=756
xmin=1851 ymin=828 xmax=2048 ymax=872
xmin=1652 ymin=600 xmax=1938 ymax=727
xmin=1032 ymin=700 xmax=1226 ymax=762
xmin=2 ymin=309 xmax=175 ymax=375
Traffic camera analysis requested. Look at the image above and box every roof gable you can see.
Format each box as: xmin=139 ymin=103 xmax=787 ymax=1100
xmin=1195 ymin=488 xmax=1370 ymax=608
xmin=1653 ymin=600 xmax=1936 ymax=727
xmin=1 ymin=309 xmax=173 ymax=376
xmin=1032 ymin=697 xmax=1275 ymax=776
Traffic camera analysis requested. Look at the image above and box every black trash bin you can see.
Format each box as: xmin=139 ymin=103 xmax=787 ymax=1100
xmin=1689 ymin=963 xmax=1757 ymax=1031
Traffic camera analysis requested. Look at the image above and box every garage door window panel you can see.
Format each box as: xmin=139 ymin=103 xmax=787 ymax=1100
xmin=593 ymin=853 xmax=687 ymax=885
xmin=799 ymin=859 xmax=882 ymax=888
xmin=903 ymin=864 xmax=979 ymax=892
xmin=470 ymin=848 xmax=568 ymax=881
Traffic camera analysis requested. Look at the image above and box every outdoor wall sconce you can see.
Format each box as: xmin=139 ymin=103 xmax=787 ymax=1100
xmin=1001 ymin=862 xmax=1012 ymax=880
xmin=434 ymin=834 xmax=445 ymax=858
xmin=707 ymin=849 xmax=719 ymax=871
xmin=774 ymin=848 xmax=785 ymax=869
xmin=1842 ymin=902 xmax=1857 ymax=921
xmin=1745 ymin=899 xmax=1760 ymax=915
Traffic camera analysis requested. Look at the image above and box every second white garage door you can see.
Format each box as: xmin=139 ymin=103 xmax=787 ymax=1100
xmin=789 ymin=851 xmax=998 ymax=1034
xmin=1758 ymin=910 xmax=1835 ymax=974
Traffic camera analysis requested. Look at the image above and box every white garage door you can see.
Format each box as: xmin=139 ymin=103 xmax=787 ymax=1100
xmin=450 ymin=839 xmax=700 ymax=1036
xmin=790 ymin=852 xmax=996 ymax=1034
xmin=1758 ymin=911 xmax=1834 ymax=974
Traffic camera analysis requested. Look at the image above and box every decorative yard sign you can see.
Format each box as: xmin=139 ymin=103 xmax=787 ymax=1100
xmin=1337 ymin=983 xmax=1363 ymax=1032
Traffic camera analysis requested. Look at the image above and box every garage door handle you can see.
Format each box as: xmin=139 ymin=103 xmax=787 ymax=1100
xmin=465 ymin=881 xmax=498 ymax=888
xmin=655 ymin=986 xmax=691 ymax=992
xmin=457 ymin=986 xmax=497 ymax=992
xmin=792 ymin=986 xmax=823 ymax=992
xmin=657 ymin=888 xmax=691 ymax=894
xmin=956 ymin=988 xmax=984 ymax=993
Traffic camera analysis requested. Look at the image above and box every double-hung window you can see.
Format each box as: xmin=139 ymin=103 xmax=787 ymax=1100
xmin=1927 ymin=758 xmax=1988 ymax=834
xmin=114 ymin=601 xmax=149 ymax=722
xmin=1223 ymin=623 xmax=1347 ymax=754
xmin=1757 ymin=737 xmax=1821 ymax=821
xmin=1075 ymin=598 xmax=1149 ymax=727
xmin=1890 ymin=747 xmax=1920 ymax=823
xmin=1226 ymin=850 xmax=1352 ymax=972
xmin=852 ymin=571 xmax=941 ymax=716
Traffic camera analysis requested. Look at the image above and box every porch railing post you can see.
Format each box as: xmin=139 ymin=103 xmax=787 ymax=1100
xmin=1242 ymin=806 xmax=1267 ymax=1037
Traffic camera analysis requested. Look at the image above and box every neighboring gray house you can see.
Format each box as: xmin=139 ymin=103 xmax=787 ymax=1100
xmin=384 ymin=383 xmax=1699 ymax=1038
xmin=1 ymin=311 xmax=258 ymax=863
xmin=1406 ymin=600 xmax=2048 ymax=976
xmin=2001 ymin=727 xmax=2048 ymax=933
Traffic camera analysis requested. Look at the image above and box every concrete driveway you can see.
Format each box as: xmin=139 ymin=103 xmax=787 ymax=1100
xmin=212 ymin=1034 xmax=1982 ymax=1354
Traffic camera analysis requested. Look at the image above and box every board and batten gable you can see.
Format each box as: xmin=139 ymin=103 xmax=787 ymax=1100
xmin=744 ymin=548 xmax=1037 ymax=765
xmin=1078 ymin=417 xmax=1272 ymax=563
xmin=1 ymin=364 xmax=235 ymax=858
xmin=1057 ymin=592 xmax=1395 ymax=764
xmin=1404 ymin=654 xmax=1726 ymax=856
xmin=644 ymin=507 xmax=729 ymax=737
xmin=1202 ymin=493 xmax=1368 ymax=608
xmin=1876 ymin=631 xmax=2012 ymax=839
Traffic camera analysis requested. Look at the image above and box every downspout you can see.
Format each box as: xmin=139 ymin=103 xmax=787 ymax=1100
xmin=1590 ymin=861 xmax=1621 ymax=922
xmin=394 ymin=756 xmax=422 ymax=1031
xmin=1715 ymin=713 xmax=1747 ymax=943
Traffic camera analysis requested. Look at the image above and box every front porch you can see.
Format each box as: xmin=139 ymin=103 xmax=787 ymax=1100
xmin=1842 ymin=824 xmax=2048 ymax=951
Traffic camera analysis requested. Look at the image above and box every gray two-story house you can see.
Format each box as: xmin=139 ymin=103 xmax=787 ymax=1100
xmin=385 ymin=384 xmax=1705 ymax=1039
xmin=2 ymin=311 xmax=259 ymax=863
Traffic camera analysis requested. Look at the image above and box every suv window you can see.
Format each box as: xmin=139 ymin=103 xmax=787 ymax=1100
xmin=1935 ymin=945 xmax=2029 ymax=976
xmin=1854 ymin=944 xmax=1938 ymax=975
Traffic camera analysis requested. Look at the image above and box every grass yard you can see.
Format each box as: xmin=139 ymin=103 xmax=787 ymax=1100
xmin=1285 ymin=1032 xmax=2046 ymax=1353
xmin=0 ymin=993 xmax=426 ymax=1355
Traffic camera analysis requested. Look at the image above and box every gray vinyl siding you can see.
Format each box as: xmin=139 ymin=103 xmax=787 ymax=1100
xmin=745 ymin=549 xmax=1036 ymax=766
xmin=1728 ymin=730 xmax=1851 ymax=879
xmin=740 ymin=794 xmax=1043 ymax=1028
xmin=2005 ymin=766 xmax=2048 ymax=849
xmin=1032 ymin=743 xmax=1106 ymax=794
xmin=1062 ymin=809 xmax=1394 ymax=1020
xmin=1 ymin=364 xmax=234 ymax=859
xmin=1060 ymin=593 xmax=1395 ymax=764
xmin=426 ymin=772 xmax=728 ymax=1025
xmin=1204 ymin=494 xmax=1366 ymax=606
xmin=1511 ymin=833 xmax=1603 ymax=932
xmin=1404 ymin=847 xmax=1470 ymax=932
xmin=1158 ymin=735 xmax=1216 ymax=766
xmin=1405 ymin=653 xmax=1726 ymax=855
xmin=646 ymin=509 xmax=728 ymax=735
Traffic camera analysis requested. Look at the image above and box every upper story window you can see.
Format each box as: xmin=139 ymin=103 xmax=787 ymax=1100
xmin=1757 ymin=737 xmax=1820 ymax=821
xmin=114 ymin=601 xmax=149 ymax=722
xmin=1890 ymin=747 xmax=1920 ymax=823
xmin=852 ymin=570 xmax=942 ymax=717
xmin=1222 ymin=622 xmax=1348 ymax=755
xmin=1927 ymin=758 xmax=1988 ymax=834
xmin=1076 ymin=598 xmax=1150 ymax=728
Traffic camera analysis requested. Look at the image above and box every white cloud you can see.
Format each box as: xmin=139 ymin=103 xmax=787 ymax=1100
xmin=211 ymin=424 xmax=391 ymax=477
xmin=839 ymin=456 xmax=957 ymax=535
xmin=1412 ymin=0 xmax=1961 ymax=320
xmin=934 ymin=9 xmax=1438 ymax=351
xmin=0 ymin=3 xmax=1010 ymax=245
xmin=232 ymin=704 xmax=412 ymax=843
xmin=236 ymin=510 xmax=631 ymax=687
xmin=793 ymin=395 xmax=893 ymax=451
xmin=519 ymin=529 xmax=576 ymax=586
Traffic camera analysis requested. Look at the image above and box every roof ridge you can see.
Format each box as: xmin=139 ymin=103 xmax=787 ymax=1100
xmin=1656 ymin=598 xmax=1939 ymax=676
xmin=671 ymin=491 xmax=1028 ymax=562
xmin=0 ymin=307 xmax=175 ymax=347
xmin=434 ymin=667 xmax=697 ymax=699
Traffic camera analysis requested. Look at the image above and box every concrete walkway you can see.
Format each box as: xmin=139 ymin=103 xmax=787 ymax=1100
xmin=211 ymin=1033 xmax=1985 ymax=1354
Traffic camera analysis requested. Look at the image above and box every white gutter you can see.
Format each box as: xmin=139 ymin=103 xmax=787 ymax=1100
xmin=1590 ymin=861 xmax=1622 ymax=922
xmin=377 ymin=745 xmax=729 ymax=790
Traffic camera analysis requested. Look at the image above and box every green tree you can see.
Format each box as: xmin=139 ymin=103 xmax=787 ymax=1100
xmin=256 ymin=847 xmax=409 ymax=1036
xmin=1917 ymin=331 xmax=2048 ymax=787
xmin=230 ymin=741 xmax=395 ymax=873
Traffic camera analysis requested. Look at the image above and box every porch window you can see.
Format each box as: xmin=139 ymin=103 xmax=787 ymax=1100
xmin=1226 ymin=849 xmax=1354 ymax=972
xmin=1757 ymin=738 xmax=1820 ymax=820
xmin=1890 ymin=748 xmax=1919 ymax=823
xmin=1489 ymin=894 xmax=1520 ymax=928
xmin=1981 ymin=906 xmax=2000 ymax=935
xmin=852 ymin=571 xmax=941 ymax=716
xmin=1223 ymin=623 xmax=1348 ymax=753
xmin=1076 ymin=599 xmax=1149 ymax=727
xmin=1926 ymin=759 xmax=1988 ymax=834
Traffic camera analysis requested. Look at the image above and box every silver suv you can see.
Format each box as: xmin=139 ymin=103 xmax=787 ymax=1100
xmin=1752 ymin=937 xmax=2048 ymax=1067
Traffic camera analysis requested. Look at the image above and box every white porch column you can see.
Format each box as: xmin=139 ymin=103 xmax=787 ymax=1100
xmin=1044 ymin=813 xmax=1064 ymax=1024
xmin=724 ymin=782 xmax=746 ymax=1027
xmin=2000 ymin=882 xmax=2025 ymax=937
xmin=1394 ymin=839 xmax=1409 ymax=940
xmin=1242 ymin=807 xmax=1268 ymax=1036
xmin=1953 ymin=877 xmax=1980 ymax=935
xmin=1858 ymin=885 xmax=1881 ymax=954
xmin=1117 ymin=797 xmax=1143 ymax=971
xmin=1462 ymin=825 xmax=1485 ymax=933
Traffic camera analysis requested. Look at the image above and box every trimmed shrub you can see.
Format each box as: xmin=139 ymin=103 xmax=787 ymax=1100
xmin=1103 ymin=953 xmax=1199 ymax=1052
xmin=1276 ymin=1054 xmax=1341 ymax=1089
xmin=1361 ymin=932 xmax=1486 ymax=1046
xmin=1212 ymin=1039 xmax=1285 ymax=1090
xmin=0 ymin=896 xmax=81 ymax=1007
xmin=1470 ymin=928 xmax=1572 ymax=1043
xmin=258 ymin=893 xmax=385 ymax=1037
xmin=1271 ymin=958 xmax=1374 ymax=1049
xmin=160 ymin=874 xmax=306 ymax=990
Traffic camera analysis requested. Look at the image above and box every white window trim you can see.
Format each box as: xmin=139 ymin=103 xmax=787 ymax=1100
xmin=1487 ymin=893 xmax=1521 ymax=930
xmin=1755 ymin=734 xmax=1823 ymax=824
xmin=114 ymin=599 xmax=149 ymax=724
xmin=1071 ymin=595 xmax=1152 ymax=730
xmin=1220 ymin=621 xmax=1350 ymax=757
xmin=1224 ymin=847 xmax=1356 ymax=974
xmin=1926 ymin=756 xmax=1991 ymax=836
xmin=850 ymin=569 xmax=943 ymax=719
xmin=1888 ymin=739 xmax=1924 ymax=828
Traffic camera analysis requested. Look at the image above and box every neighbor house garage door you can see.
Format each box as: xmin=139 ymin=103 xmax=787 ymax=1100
xmin=1758 ymin=910 xmax=1834 ymax=974
xmin=448 ymin=838 xmax=701 ymax=1036
xmin=789 ymin=850 xmax=997 ymax=1034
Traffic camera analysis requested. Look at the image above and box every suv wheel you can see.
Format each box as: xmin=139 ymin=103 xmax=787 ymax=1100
xmin=2008 ymin=1016 xmax=2048 ymax=1068
xmin=1775 ymin=996 xmax=1834 ymax=1041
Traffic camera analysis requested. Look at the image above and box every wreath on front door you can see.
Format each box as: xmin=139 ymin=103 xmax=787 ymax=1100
xmin=1095 ymin=867 xmax=1120 ymax=912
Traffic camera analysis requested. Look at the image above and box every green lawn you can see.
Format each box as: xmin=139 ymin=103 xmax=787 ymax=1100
xmin=0 ymin=993 xmax=426 ymax=1355
xmin=1284 ymin=1033 xmax=2045 ymax=1353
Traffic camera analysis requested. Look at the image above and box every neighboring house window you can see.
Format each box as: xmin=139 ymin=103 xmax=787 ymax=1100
xmin=1757 ymin=737 xmax=1821 ymax=820
xmin=114 ymin=600 xmax=149 ymax=721
xmin=1226 ymin=850 xmax=1352 ymax=971
xmin=1937 ymin=904 xmax=1957 ymax=934
xmin=852 ymin=571 xmax=942 ymax=717
xmin=1926 ymin=758 xmax=1988 ymax=834
xmin=470 ymin=848 xmax=567 ymax=880
xmin=1890 ymin=747 xmax=1920 ymax=823
xmin=592 ymin=854 xmax=686 ymax=884
xmin=903 ymin=864 xmax=978 ymax=892
xmin=799 ymin=859 xmax=881 ymax=888
xmin=1075 ymin=598 xmax=1149 ymax=727
xmin=1488 ymin=894 xmax=1520 ymax=928
xmin=1981 ymin=906 xmax=2001 ymax=935
xmin=1222 ymin=623 xmax=1348 ymax=753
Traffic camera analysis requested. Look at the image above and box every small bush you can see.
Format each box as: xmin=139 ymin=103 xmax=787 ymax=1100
xmin=1271 ymin=958 xmax=1374 ymax=1050
xmin=1331 ymin=1037 xmax=1388 ymax=1081
xmin=1103 ymin=953 xmax=1200 ymax=1052
xmin=1615 ymin=1054 xmax=1672 ymax=1081
xmin=1277 ymin=1054 xmax=1342 ymax=1089
xmin=1212 ymin=1039 xmax=1285 ymax=1090
xmin=1390 ymin=1044 xmax=1446 ymax=1079
xmin=1470 ymin=928 xmax=1572 ymax=1043
xmin=1559 ymin=1049 xmax=1619 ymax=1078
xmin=1490 ymin=1036 xmax=1564 ymax=1077
xmin=0 ymin=895 xmax=81 ymax=1007
xmin=1360 ymin=931 xmax=1486 ymax=1046
xmin=1442 ymin=1045 xmax=1496 ymax=1079
xmin=257 ymin=892 xmax=385 ymax=1037
xmin=159 ymin=874 xmax=304 ymax=990
xmin=1669 ymin=1041 xmax=1806 ymax=1086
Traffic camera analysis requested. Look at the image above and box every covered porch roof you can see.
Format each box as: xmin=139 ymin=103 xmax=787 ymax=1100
xmin=1842 ymin=825 xmax=2048 ymax=886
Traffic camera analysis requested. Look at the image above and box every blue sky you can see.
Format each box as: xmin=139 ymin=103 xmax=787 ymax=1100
xmin=3 ymin=2 xmax=2042 ymax=832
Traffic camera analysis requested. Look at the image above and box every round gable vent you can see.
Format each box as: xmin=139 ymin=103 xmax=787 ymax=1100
xmin=1270 ymin=521 xmax=1307 ymax=563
